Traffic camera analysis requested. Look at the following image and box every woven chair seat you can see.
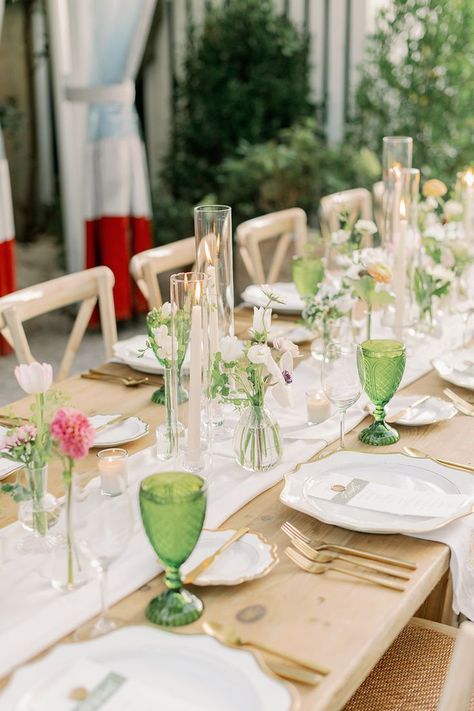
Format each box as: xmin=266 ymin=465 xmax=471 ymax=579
xmin=345 ymin=621 xmax=474 ymax=711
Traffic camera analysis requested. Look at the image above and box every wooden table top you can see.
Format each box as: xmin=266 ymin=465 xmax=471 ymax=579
xmin=1 ymin=309 xmax=473 ymax=710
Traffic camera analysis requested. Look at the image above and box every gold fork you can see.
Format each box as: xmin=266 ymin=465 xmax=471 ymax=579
xmin=285 ymin=547 xmax=406 ymax=592
xmin=287 ymin=534 xmax=411 ymax=581
xmin=281 ymin=521 xmax=417 ymax=570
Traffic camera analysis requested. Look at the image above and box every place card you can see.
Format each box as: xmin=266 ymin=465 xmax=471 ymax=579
xmin=306 ymin=473 xmax=474 ymax=519
xmin=27 ymin=659 xmax=158 ymax=711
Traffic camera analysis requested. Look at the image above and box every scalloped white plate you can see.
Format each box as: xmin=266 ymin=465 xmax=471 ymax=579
xmin=280 ymin=450 xmax=474 ymax=535
xmin=90 ymin=414 xmax=149 ymax=447
xmin=2 ymin=626 xmax=294 ymax=711
xmin=241 ymin=283 xmax=305 ymax=313
xmin=182 ymin=529 xmax=278 ymax=586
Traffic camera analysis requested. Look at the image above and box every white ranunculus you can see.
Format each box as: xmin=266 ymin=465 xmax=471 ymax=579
xmin=247 ymin=343 xmax=271 ymax=365
xmin=14 ymin=362 xmax=53 ymax=394
xmin=346 ymin=263 xmax=362 ymax=280
xmin=355 ymin=219 xmax=377 ymax=235
xmin=219 ymin=335 xmax=244 ymax=363
xmin=273 ymin=336 xmax=299 ymax=357
xmin=331 ymin=229 xmax=350 ymax=245
xmin=252 ymin=306 xmax=272 ymax=335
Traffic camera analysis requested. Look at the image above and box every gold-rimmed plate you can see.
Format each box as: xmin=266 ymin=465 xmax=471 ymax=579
xmin=90 ymin=414 xmax=149 ymax=447
xmin=281 ymin=450 xmax=474 ymax=535
xmin=181 ymin=529 xmax=278 ymax=586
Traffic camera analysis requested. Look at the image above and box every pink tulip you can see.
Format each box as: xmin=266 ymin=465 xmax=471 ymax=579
xmin=14 ymin=362 xmax=53 ymax=394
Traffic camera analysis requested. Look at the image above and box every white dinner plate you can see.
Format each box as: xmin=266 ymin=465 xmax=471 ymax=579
xmin=432 ymin=349 xmax=474 ymax=391
xmin=241 ymin=283 xmax=305 ymax=313
xmin=1 ymin=626 xmax=294 ymax=711
xmin=90 ymin=414 xmax=149 ymax=447
xmin=182 ymin=529 xmax=278 ymax=586
xmin=280 ymin=450 xmax=474 ymax=535
xmin=113 ymin=335 xmax=191 ymax=375
xmin=385 ymin=395 xmax=457 ymax=426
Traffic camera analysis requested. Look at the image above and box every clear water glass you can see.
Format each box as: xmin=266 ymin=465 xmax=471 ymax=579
xmin=322 ymin=343 xmax=363 ymax=448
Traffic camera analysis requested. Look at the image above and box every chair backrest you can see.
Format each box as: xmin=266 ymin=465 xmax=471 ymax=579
xmin=438 ymin=621 xmax=474 ymax=711
xmin=372 ymin=180 xmax=384 ymax=236
xmin=319 ymin=188 xmax=373 ymax=241
xmin=0 ymin=266 xmax=117 ymax=381
xmin=129 ymin=237 xmax=196 ymax=309
xmin=235 ymin=208 xmax=307 ymax=284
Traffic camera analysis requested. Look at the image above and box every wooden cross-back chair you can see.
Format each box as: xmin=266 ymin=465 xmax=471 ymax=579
xmin=319 ymin=188 xmax=373 ymax=242
xmin=235 ymin=208 xmax=307 ymax=284
xmin=345 ymin=618 xmax=474 ymax=711
xmin=129 ymin=237 xmax=196 ymax=309
xmin=0 ymin=266 xmax=117 ymax=381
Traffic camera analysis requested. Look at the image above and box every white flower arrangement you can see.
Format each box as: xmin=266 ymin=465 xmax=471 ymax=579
xmin=210 ymin=290 xmax=298 ymax=410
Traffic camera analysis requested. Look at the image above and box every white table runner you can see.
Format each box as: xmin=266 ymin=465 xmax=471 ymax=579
xmin=0 ymin=312 xmax=470 ymax=679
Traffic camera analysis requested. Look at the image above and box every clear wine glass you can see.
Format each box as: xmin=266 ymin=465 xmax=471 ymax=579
xmin=73 ymin=472 xmax=133 ymax=641
xmin=322 ymin=342 xmax=364 ymax=449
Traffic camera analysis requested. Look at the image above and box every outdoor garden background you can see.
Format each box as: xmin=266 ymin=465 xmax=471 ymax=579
xmin=0 ymin=0 xmax=473 ymax=402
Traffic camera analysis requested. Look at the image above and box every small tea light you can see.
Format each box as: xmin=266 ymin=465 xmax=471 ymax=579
xmin=97 ymin=448 xmax=128 ymax=496
xmin=305 ymin=389 xmax=331 ymax=425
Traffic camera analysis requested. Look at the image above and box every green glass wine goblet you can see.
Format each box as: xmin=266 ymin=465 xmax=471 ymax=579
xmin=357 ymin=339 xmax=406 ymax=446
xmin=292 ymin=256 xmax=325 ymax=297
xmin=139 ymin=471 xmax=207 ymax=626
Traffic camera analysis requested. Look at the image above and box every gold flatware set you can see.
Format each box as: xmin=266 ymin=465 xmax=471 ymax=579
xmin=282 ymin=521 xmax=417 ymax=593
xmin=81 ymin=369 xmax=151 ymax=387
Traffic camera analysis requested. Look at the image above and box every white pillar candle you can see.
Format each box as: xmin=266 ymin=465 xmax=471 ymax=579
xmin=394 ymin=200 xmax=408 ymax=340
xmin=305 ymin=389 xmax=332 ymax=425
xmin=463 ymin=168 xmax=474 ymax=242
xmin=97 ymin=448 xmax=128 ymax=496
xmin=207 ymin=264 xmax=220 ymax=357
xmin=187 ymin=304 xmax=202 ymax=462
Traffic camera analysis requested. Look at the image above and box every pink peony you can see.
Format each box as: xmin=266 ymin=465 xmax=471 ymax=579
xmin=50 ymin=407 xmax=95 ymax=460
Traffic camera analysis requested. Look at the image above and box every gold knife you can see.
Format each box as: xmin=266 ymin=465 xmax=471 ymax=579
xmin=183 ymin=527 xmax=249 ymax=585
xmin=386 ymin=395 xmax=430 ymax=423
xmin=265 ymin=661 xmax=320 ymax=685
xmin=95 ymin=413 xmax=131 ymax=432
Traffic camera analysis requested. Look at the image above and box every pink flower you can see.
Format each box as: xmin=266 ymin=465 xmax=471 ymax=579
xmin=4 ymin=424 xmax=37 ymax=450
xmin=15 ymin=362 xmax=53 ymax=394
xmin=50 ymin=407 xmax=95 ymax=460
xmin=273 ymin=337 xmax=299 ymax=357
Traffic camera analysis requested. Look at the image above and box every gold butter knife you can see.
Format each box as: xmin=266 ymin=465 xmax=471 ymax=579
xmin=95 ymin=413 xmax=131 ymax=432
xmin=183 ymin=527 xmax=249 ymax=585
xmin=265 ymin=661 xmax=320 ymax=685
xmin=385 ymin=395 xmax=430 ymax=424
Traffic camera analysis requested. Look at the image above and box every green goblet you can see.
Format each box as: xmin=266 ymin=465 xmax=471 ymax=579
xmin=357 ymin=339 xmax=406 ymax=446
xmin=139 ymin=471 xmax=207 ymax=626
xmin=292 ymin=256 xmax=324 ymax=297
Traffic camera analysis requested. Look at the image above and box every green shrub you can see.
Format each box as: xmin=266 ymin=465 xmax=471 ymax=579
xmin=351 ymin=0 xmax=474 ymax=181
xmin=163 ymin=0 xmax=312 ymax=203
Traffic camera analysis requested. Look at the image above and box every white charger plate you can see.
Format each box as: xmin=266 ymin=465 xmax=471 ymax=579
xmin=90 ymin=414 xmax=149 ymax=447
xmin=432 ymin=349 xmax=474 ymax=391
xmin=2 ymin=626 xmax=294 ymax=711
xmin=182 ymin=529 xmax=278 ymax=586
xmin=385 ymin=395 xmax=457 ymax=426
xmin=113 ymin=335 xmax=191 ymax=376
xmin=280 ymin=450 xmax=474 ymax=535
xmin=241 ymin=283 xmax=305 ymax=314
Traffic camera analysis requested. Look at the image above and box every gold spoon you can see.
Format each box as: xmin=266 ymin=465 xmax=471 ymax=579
xmin=403 ymin=446 xmax=474 ymax=473
xmin=202 ymin=621 xmax=330 ymax=676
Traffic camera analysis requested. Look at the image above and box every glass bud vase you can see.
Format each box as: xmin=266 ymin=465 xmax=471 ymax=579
xmin=49 ymin=474 xmax=87 ymax=593
xmin=17 ymin=464 xmax=59 ymax=553
xmin=233 ymin=406 xmax=282 ymax=472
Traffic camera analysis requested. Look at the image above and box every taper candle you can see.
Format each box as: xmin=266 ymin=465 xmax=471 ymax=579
xmin=187 ymin=303 xmax=202 ymax=461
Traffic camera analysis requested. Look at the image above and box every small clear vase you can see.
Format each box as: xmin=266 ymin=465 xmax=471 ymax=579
xmin=17 ymin=465 xmax=59 ymax=554
xmin=233 ymin=405 xmax=282 ymax=472
xmin=155 ymin=365 xmax=182 ymax=461
xmin=49 ymin=476 xmax=87 ymax=593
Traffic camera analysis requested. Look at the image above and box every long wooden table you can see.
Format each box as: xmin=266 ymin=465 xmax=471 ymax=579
xmin=1 ymin=310 xmax=473 ymax=709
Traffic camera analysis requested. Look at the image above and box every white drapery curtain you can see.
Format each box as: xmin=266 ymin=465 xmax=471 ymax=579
xmin=49 ymin=0 xmax=156 ymax=319
xmin=0 ymin=0 xmax=16 ymax=353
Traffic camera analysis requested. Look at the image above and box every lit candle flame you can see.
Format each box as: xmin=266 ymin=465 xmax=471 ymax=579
xmin=391 ymin=161 xmax=402 ymax=178
xmin=400 ymin=198 xmax=407 ymax=219
xmin=463 ymin=167 xmax=474 ymax=188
